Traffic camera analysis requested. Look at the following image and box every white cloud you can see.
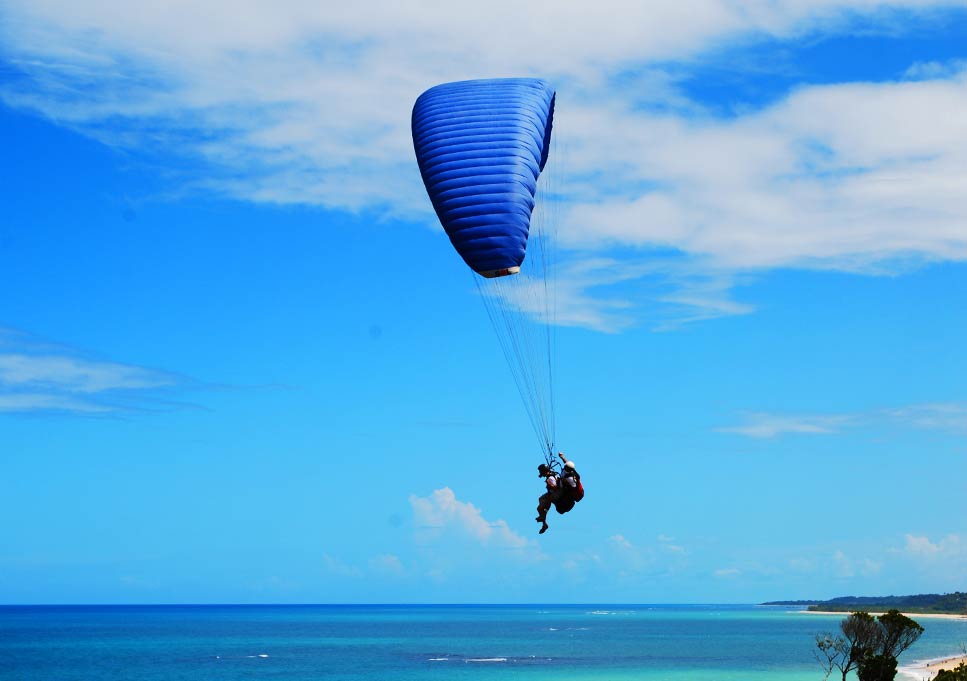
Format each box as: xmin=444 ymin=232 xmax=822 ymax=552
xmin=561 ymin=552 xmax=603 ymax=572
xmin=368 ymin=553 xmax=404 ymax=575
xmin=714 ymin=567 xmax=741 ymax=578
xmin=0 ymin=353 xmax=176 ymax=394
xmin=903 ymin=534 xmax=964 ymax=559
xmin=885 ymin=403 xmax=967 ymax=434
xmin=0 ymin=331 xmax=190 ymax=414
xmin=409 ymin=487 xmax=531 ymax=550
xmin=321 ymin=553 xmax=405 ymax=580
xmin=519 ymin=257 xmax=755 ymax=333
xmin=831 ymin=550 xmax=881 ymax=578
xmin=884 ymin=534 xmax=967 ymax=589
xmin=832 ymin=550 xmax=854 ymax=577
xmin=605 ymin=533 xmax=656 ymax=575
xmin=603 ymin=533 xmax=689 ymax=576
xmin=322 ymin=553 xmax=362 ymax=578
xmin=3 ymin=1 xmax=967 ymax=329
xmin=719 ymin=412 xmax=853 ymax=438
xmin=610 ymin=534 xmax=634 ymax=550
xmin=0 ymin=393 xmax=114 ymax=413
xmin=657 ymin=534 xmax=686 ymax=554
xmin=559 ymin=74 xmax=967 ymax=274
xmin=904 ymin=58 xmax=967 ymax=80
xmin=403 ymin=488 xmax=549 ymax=588
xmin=905 ymin=535 xmax=941 ymax=556
xmin=481 ymin=258 xmax=645 ymax=334
xmin=721 ymin=402 xmax=967 ymax=439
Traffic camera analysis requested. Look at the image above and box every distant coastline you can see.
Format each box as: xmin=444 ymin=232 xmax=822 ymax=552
xmin=762 ymin=592 xmax=967 ymax=616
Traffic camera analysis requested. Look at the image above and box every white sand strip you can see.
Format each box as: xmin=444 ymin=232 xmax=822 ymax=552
xmin=898 ymin=654 xmax=967 ymax=681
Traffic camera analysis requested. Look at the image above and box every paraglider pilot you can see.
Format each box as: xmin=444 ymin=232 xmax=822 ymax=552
xmin=535 ymin=463 xmax=560 ymax=535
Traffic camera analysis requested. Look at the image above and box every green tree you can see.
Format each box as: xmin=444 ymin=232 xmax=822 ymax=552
xmin=816 ymin=612 xmax=880 ymax=681
xmin=876 ymin=610 xmax=925 ymax=660
xmin=815 ymin=610 xmax=923 ymax=681
xmin=856 ymin=610 xmax=924 ymax=681
xmin=857 ymin=654 xmax=897 ymax=681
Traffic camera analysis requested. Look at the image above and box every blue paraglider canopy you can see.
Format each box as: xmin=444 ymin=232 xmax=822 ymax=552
xmin=411 ymin=78 xmax=556 ymax=278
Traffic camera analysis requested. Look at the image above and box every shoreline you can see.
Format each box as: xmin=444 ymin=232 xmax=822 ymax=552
xmin=899 ymin=654 xmax=967 ymax=681
xmin=801 ymin=610 xmax=967 ymax=620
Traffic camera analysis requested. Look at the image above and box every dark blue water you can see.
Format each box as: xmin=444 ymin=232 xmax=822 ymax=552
xmin=2 ymin=604 xmax=965 ymax=680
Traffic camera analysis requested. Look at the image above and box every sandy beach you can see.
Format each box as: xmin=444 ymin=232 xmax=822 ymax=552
xmin=899 ymin=654 xmax=967 ymax=681
xmin=802 ymin=610 xmax=967 ymax=620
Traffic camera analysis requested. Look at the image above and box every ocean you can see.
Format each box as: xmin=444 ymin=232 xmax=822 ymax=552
xmin=2 ymin=604 xmax=965 ymax=680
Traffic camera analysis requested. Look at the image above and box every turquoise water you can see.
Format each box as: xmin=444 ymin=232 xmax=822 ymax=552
xmin=1 ymin=605 xmax=965 ymax=680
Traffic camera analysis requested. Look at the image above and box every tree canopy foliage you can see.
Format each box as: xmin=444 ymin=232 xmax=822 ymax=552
xmin=815 ymin=610 xmax=924 ymax=681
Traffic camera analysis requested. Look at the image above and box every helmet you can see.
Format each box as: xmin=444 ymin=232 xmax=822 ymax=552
xmin=564 ymin=461 xmax=575 ymax=470
xmin=537 ymin=463 xmax=550 ymax=475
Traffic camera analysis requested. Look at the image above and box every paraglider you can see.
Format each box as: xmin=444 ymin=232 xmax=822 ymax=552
xmin=535 ymin=451 xmax=583 ymax=534
xmin=412 ymin=78 xmax=578 ymax=532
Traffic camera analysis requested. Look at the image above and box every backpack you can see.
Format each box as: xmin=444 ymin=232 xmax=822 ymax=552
xmin=571 ymin=478 xmax=585 ymax=502
xmin=562 ymin=471 xmax=584 ymax=502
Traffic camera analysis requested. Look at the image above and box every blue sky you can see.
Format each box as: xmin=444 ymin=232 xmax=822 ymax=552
xmin=1 ymin=1 xmax=966 ymax=604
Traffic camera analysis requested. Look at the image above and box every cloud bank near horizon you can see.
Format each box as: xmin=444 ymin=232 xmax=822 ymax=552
xmin=311 ymin=486 xmax=967 ymax=598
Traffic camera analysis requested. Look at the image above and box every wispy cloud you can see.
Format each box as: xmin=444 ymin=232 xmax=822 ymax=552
xmin=603 ymin=533 xmax=689 ymax=577
xmin=480 ymin=257 xmax=645 ymax=334
xmin=368 ymin=553 xmax=405 ymax=576
xmin=658 ymin=534 xmax=687 ymax=555
xmin=322 ymin=553 xmax=362 ymax=578
xmin=831 ymin=550 xmax=881 ymax=578
xmin=3 ymin=2 xmax=966 ymax=329
xmin=481 ymin=255 xmax=756 ymax=332
xmin=610 ymin=534 xmax=634 ymax=551
xmin=885 ymin=403 xmax=967 ymax=434
xmin=719 ymin=411 xmax=853 ymax=438
xmin=321 ymin=553 xmax=406 ymax=580
xmin=0 ymin=393 xmax=114 ymax=413
xmin=0 ymin=328 xmax=195 ymax=414
xmin=0 ymin=353 xmax=177 ymax=394
xmin=904 ymin=58 xmax=967 ymax=80
xmin=721 ymin=402 xmax=967 ymax=439
xmin=713 ymin=567 xmax=741 ymax=578
xmin=606 ymin=533 xmax=657 ymax=575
